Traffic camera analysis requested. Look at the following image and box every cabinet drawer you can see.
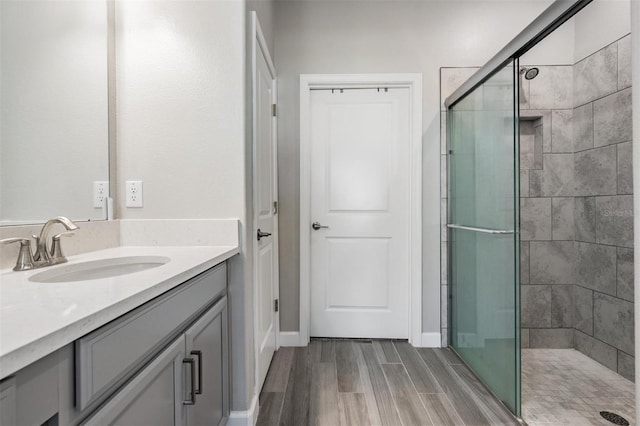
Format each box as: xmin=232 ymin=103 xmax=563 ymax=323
xmin=76 ymin=263 xmax=226 ymax=410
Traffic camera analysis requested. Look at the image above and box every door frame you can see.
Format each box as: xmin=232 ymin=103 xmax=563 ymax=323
xmin=299 ymin=74 xmax=423 ymax=346
xmin=251 ymin=11 xmax=279 ymax=394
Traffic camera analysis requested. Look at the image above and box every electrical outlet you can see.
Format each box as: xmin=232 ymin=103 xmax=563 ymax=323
xmin=93 ymin=181 xmax=109 ymax=208
xmin=126 ymin=180 xmax=143 ymax=208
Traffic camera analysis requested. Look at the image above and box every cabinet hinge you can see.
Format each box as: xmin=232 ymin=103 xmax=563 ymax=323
xmin=273 ymin=201 xmax=278 ymax=215
xmin=272 ymin=104 xmax=277 ymax=117
xmin=274 ymin=299 xmax=279 ymax=312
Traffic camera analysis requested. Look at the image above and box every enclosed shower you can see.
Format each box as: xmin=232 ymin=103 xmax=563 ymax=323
xmin=444 ymin=0 xmax=634 ymax=423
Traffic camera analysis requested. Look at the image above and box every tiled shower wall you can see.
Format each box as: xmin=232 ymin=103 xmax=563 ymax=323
xmin=572 ymin=35 xmax=634 ymax=381
xmin=440 ymin=34 xmax=633 ymax=380
xmin=519 ymin=64 xmax=575 ymax=350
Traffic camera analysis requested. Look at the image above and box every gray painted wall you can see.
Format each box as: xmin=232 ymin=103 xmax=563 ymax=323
xmin=274 ymin=0 xmax=556 ymax=335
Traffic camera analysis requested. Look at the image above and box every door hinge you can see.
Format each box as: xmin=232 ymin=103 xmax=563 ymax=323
xmin=272 ymin=104 xmax=277 ymax=117
xmin=274 ymin=299 xmax=279 ymax=312
xmin=273 ymin=201 xmax=278 ymax=215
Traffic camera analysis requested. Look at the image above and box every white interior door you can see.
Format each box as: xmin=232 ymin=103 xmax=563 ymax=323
xmin=310 ymin=88 xmax=410 ymax=339
xmin=254 ymin=19 xmax=278 ymax=392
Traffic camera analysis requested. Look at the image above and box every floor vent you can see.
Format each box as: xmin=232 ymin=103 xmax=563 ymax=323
xmin=600 ymin=411 xmax=630 ymax=426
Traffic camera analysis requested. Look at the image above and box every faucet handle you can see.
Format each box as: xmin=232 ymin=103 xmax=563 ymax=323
xmin=50 ymin=231 xmax=75 ymax=263
xmin=1 ymin=238 xmax=35 ymax=271
xmin=32 ymin=235 xmax=43 ymax=261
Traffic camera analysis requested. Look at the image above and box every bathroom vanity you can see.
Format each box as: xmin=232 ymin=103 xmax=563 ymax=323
xmin=0 ymin=245 xmax=238 ymax=426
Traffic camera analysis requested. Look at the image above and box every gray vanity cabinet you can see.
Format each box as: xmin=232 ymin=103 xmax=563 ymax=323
xmin=82 ymin=337 xmax=186 ymax=425
xmin=0 ymin=377 xmax=16 ymax=425
xmin=185 ymin=296 xmax=228 ymax=426
xmin=82 ymin=295 xmax=229 ymax=426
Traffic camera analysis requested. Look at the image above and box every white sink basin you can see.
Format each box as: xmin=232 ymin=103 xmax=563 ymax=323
xmin=29 ymin=256 xmax=171 ymax=283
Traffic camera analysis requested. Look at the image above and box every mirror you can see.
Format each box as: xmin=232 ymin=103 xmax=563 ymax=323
xmin=0 ymin=0 xmax=110 ymax=226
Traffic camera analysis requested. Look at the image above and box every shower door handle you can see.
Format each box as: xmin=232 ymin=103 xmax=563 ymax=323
xmin=447 ymin=224 xmax=514 ymax=235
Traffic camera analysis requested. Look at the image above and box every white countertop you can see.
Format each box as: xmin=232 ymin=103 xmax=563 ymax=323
xmin=0 ymin=245 xmax=238 ymax=379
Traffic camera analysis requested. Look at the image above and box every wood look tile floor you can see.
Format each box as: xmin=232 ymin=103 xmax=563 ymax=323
xmin=256 ymin=339 xmax=520 ymax=426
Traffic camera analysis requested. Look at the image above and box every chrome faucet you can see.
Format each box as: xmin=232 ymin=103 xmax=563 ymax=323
xmin=1 ymin=216 xmax=78 ymax=271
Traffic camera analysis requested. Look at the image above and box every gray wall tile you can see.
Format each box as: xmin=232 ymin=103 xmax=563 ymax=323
xmin=617 ymin=248 xmax=634 ymax=303
xmin=574 ymin=197 xmax=596 ymax=243
xmin=595 ymin=195 xmax=634 ymax=248
xmin=530 ymin=241 xmax=574 ymax=284
xmin=617 ymin=34 xmax=632 ymax=90
xmin=618 ymin=351 xmax=635 ymax=382
xmin=617 ymin=142 xmax=633 ymax=195
xmin=521 ymin=197 xmax=552 ymax=240
xmin=520 ymin=77 xmax=531 ymax=110
xmin=574 ymin=43 xmax=618 ymax=107
xmin=575 ymin=285 xmax=594 ymax=335
xmin=552 ymin=197 xmax=574 ymax=240
xmin=529 ymin=66 xmax=573 ymax=110
xmin=576 ymin=242 xmax=616 ymax=296
xmin=520 ymin=110 xmax=551 ymax=153
xmin=530 ymin=154 xmax=574 ymax=197
xmin=575 ymin=330 xmax=618 ymax=371
xmin=520 ymin=170 xmax=530 ymax=198
xmin=594 ymin=88 xmax=632 ymax=147
xmin=529 ymin=328 xmax=574 ymax=349
xmin=551 ymin=110 xmax=573 ymax=153
xmin=573 ymin=103 xmax=594 ymax=152
xmin=522 ymin=285 xmax=551 ymax=328
xmin=574 ymin=146 xmax=617 ymax=196
xmin=520 ymin=120 xmax=543 ymax=170
xmin=521 ymin=242 xmax=530 ymax=285
xmin=521 ymin=328 xmax=530 ymax=349
xmin=551 ymin=284 xmax=575 ymax=328
xmin=551 ymin=285 xmax=574 ymax=328
xmin=593 ymin=293 xmax=634 ymax=355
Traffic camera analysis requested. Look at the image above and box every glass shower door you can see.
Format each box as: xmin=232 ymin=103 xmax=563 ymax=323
xmin=448 ymin=61 xmax=520 ymax=416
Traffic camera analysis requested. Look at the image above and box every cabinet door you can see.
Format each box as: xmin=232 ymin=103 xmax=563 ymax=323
xmin=0 ymin=377 xmax=16 ymax=426
xmin=185 ymin=296 xmax=228 ymax=426
xmin=83 ymin=337 xmax=187 ymax=426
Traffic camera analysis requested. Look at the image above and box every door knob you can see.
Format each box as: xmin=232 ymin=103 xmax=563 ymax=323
xmin=312 ymin=222 xmax=329 ymax=231
xmin=257 ymin=229 xmax=272 ymax=241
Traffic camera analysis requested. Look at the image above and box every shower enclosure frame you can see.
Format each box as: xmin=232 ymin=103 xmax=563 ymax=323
xmin=445 ymin=0 xmax=593 ymax=419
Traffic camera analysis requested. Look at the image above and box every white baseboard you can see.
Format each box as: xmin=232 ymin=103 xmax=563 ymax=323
xmin=227 ymin=393 xmax=259 ymax=426
xmin=420 ymin=332 xmax=442 ymax=348
xmin=279 ymin=331 xmax=305 ymax=347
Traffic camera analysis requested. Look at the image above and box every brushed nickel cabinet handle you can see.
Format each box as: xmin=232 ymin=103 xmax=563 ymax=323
xmin=182 ymin=357 xmax=196 ymax=405
xmin=190 ymin=350 xmax=203 ymax=395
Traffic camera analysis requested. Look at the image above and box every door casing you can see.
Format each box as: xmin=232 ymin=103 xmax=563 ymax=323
xmin=299 ymin=74 xmax=423 ymax=347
